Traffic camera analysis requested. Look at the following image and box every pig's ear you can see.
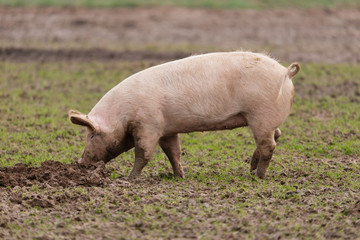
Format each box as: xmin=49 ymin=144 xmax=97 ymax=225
xmin=68 ymin=110 xmax=98 ymax=132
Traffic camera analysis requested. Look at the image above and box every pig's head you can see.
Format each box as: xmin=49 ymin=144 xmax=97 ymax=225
xmin=68 ymin=110 xmax=119 ymax=165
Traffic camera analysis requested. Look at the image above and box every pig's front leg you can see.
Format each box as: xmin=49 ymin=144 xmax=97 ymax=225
xmin=250 ymin=148 xmax=261 ymax=172
xmin=159 ymin=134 xmax=185 ymax=179
xmin=250 ymin=128 xmax=281 ymax=173
xmin=128 ymin=128 xmax=160 ymax=178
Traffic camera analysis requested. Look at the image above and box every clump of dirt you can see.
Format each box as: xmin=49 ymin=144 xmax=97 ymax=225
xmin=0 ymin=160 xmax=111 ymax=188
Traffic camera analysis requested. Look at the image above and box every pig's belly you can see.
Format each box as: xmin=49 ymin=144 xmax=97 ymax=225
xmin=162 ymin=112 xmax=247 ymax=136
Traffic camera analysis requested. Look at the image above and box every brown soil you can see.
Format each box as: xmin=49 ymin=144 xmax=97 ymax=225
xmin=0 ymin=160 xmax=111 ymax=188
xmin=1 ymin=7 xmax=360 ymax=63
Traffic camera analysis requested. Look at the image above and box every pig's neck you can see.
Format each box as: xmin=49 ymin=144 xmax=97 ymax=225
xmin=88 ymin=87 xmax=128 ymax=137
xmin=88 ymin=109 xmax=123 ymax=137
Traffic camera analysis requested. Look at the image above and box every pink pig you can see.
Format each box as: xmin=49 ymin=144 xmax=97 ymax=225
xmin=69 ymin=52 xmax=300 ymax=179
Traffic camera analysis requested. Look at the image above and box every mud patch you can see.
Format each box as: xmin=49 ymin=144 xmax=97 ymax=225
xmin=0 ymin=47 xmax=190 ymax=62
xmin=0 ymin=161 xmax=111 ymax=188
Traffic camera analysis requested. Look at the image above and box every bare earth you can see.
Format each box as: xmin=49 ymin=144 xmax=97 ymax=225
xmin=1 ymin=7 xmax=360 ymax=63
xmin=0 ymin=161 xmax=111 ymax=188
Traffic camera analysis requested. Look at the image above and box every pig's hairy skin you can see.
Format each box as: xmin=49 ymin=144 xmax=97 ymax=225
xmin=69 ymin=51 xmax=300 ymax=179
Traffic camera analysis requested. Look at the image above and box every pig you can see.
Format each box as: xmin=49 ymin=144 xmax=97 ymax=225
xmin=69 ymin=51 xmax=300 ymax=179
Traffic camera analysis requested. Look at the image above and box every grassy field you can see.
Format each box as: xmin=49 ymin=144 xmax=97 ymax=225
xmin=0 ymin=1 xmax=359 ymax=238
xmin=1 ymin=61 xmax=359 ymax=167
xmin=0 ymin=0 xmax=359 ymax=9
xmin=0 ymin=59 xmax=359 ymax=239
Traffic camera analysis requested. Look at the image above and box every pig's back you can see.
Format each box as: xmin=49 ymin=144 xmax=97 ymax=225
xmin=98 ymin=52 xmax=288 ymax=129
xmin=125 ymin=52 xmax=285 ymax=106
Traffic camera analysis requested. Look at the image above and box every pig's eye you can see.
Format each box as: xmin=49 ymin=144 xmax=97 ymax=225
xmin=90 ymin=134 xmax=95 ymax=139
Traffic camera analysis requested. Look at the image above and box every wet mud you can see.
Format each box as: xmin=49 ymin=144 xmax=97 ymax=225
xmin=0 ymin=160 xmax=111 ymax=188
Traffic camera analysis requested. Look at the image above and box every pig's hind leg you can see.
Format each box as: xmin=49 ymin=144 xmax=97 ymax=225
xmin=128 ymin=127 xmax=161 ymax=178
xmin=250 ymin=128 xmax=281 ymax=173
xmin=159 ymin=134 xmax=185 ymax=179
xmin=249 ymin=126 xmax=278 ymax=178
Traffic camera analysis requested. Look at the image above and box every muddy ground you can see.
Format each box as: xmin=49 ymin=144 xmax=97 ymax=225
xmin=1 ymin=7 xmax=360 ymax=63
xmin=1 ymin=156 xmax=359 ymax=239
xmin=0 ymin=6 xmax=360 ymax=240
xmin=0 ymin=161 xmax=111 ymax=188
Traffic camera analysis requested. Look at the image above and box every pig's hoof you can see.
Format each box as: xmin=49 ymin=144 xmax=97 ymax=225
xmin=127 ymin=173 xmax=140 ymax=179
xmin=175 ymin=174 xmax=185 ymax=179
xmin=174 ymin=170 xmax=185 ymax=179
xmin=256 ymin=171 xmax=266 ymax=179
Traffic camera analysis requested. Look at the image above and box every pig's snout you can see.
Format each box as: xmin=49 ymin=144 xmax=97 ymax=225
xmin=77 ymin=155 xmax=103 ymax=165
xmin=77 ymin=157 xmax=90 ymax=165
xmin=77 ymin=151 xmax=95 ymax=165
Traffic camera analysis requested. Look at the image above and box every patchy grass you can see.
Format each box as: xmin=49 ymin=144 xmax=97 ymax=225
xmin=0 ymin=0 xmax=359 ymax=9
xmin=0 ymin=60 xmax=359 ymax=239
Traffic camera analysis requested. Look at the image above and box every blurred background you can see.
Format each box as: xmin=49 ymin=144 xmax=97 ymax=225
xmin=1 ymin=0 xmax=359 ymax=63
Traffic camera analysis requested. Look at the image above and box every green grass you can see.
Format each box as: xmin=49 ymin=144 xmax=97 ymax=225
xmin=0 ymin=61 xmax=137 ymax=166
xmin=0 ymin=60 xmax=359 ymax=239
xmin=1 ymin=61 xmax=359 ymax=167
xmin=1 ymin=60 xmax=359 ymax=188
xmin=0 ymin=0 xmax=359 ymax=9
